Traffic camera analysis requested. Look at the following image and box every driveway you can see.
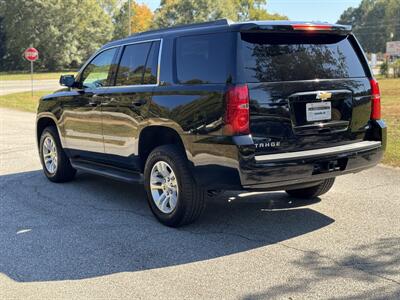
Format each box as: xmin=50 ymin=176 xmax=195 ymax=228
xmin=0 ymin=107 xmax=399 ymax=299
xmin=0 ymin=80 xmax=61 ymax=96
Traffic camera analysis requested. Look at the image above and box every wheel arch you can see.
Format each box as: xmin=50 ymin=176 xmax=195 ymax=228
xmin=138 ymin=125 xmax=189 ymax=171
xmin=36 ymin=114 xmax=63 ymax=148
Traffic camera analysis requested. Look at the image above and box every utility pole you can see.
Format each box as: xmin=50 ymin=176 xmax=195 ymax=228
xmin=388 ymin=32 xmax=394 ymax=78
xmin=128 ymin=0 xmax=131 ymax=36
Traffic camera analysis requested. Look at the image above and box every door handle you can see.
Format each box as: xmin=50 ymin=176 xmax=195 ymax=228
xmin=101 ymin=97 xmax=117 ymax=106
xmin=131 ymin=99 xmax=147 ymax=107
xmin=88 ymin=93 xmax=101 ymax=106
xmin=88 ymin=96 xmax=101 ymax=107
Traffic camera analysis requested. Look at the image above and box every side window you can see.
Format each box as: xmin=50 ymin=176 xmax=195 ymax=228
xmin=81 ymin=48 xmax=117 ymax=89
xmin=176 ymin=33 xmax=231 ymax=84
xmin=115 ymin=41 xmax=160 ymax=86
xmin=143 ymin=41 xmax=160 ymax=84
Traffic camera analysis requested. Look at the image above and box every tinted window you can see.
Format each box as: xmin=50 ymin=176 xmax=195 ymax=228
xmin=176 ymin=33 xmax=232 ymax=84
xmin=240 ymin=33 xmax=366 ymax=82
xmin=144 ymin=41 xmax=160 ymax=84
xmin=115 ymin=41 xmax=159 ymax=86
xmin=81 ymin=48 xmax=117 ymax=88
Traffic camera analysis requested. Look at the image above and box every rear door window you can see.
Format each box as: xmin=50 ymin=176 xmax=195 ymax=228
xmin=240 ymin=33 xmax=366 ymax=82
xmin=115 ymin=41 xmax=159 ymax=86
xmin=176 ymin=33 xmax=232 ymax=84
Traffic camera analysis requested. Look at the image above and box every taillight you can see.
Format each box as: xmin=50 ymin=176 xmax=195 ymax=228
xmin=224 ymin=85 xmax=250 ymax=135
xmin=292 ymin=24 xmax=332 ymax=31
xmin=370 ymin=78 xmax=381 ymax=120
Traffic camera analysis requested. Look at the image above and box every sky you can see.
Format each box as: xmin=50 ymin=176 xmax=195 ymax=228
xmin=139 ymin=0 xmax=363 ymax=24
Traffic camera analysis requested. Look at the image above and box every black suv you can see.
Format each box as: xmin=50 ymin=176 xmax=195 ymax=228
xmin=36 ymin=20 xmax=386 ymax=226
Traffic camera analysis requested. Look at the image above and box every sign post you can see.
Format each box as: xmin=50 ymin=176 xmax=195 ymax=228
xmin=24 ymin=47 xmax=39 ymax=96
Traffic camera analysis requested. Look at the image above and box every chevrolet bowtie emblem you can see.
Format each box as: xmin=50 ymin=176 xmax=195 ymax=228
xmin=316 ymin=91 xmax=332 ymax=101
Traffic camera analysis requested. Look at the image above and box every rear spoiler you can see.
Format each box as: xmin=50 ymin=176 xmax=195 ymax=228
xmin=238 ymin=22 xmax=352 ymax=35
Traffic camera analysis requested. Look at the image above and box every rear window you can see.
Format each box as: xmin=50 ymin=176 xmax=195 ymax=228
xmin=240 ymin=33 xmax=366 ymax=82
xmin=176 ymin=33 xmax=232 ymax=84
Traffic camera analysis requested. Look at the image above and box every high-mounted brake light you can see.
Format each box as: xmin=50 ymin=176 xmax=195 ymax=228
xmin=292 ymin=24 xmax=333 ymax=31
xmin=370 ymin=78 xmax=381 ymax=120
xmin=224 ymin=85 xmax=250 ymax=135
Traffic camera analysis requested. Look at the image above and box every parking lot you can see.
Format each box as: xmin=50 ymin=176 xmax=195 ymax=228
xmin=1 ymin=107 xmax=400 ymax=299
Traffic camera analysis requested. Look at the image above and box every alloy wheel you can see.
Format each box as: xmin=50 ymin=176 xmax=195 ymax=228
xmin=150 ymin=161 xmax=179 ymax=214
xmin=42 ymin=135 xmax=58 ymax=174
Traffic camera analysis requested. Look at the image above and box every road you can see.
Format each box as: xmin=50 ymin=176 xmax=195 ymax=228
xmin=0 ymin=80 xmax=61 ymax=96
xmin=0 ymin=107 xmax=400 ymax=299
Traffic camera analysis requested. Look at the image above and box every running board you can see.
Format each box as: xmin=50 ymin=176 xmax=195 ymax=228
xmin=70 ymin=159 xmax=143 ymax=184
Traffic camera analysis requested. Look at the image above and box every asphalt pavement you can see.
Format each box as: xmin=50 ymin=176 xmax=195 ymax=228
xmin=0 ymin=80 xmax=61 ymax=96
xmin=0 ymin=107 xmax=399 ymax=299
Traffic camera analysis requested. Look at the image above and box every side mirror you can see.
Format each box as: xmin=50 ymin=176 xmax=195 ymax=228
xmin=59 ymin=75 xmax=75 ymax=87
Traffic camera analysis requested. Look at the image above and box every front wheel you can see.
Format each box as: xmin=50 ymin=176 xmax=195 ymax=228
xmin=39 ymin=126 xmax=76 ymax=183
xmin=144 ymin=145 xmax=206 ymax=227
xmin=285 ymin=178 xmax=335 ymax=199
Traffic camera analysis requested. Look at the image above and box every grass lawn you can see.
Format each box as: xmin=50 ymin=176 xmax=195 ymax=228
xmin=380 ymin=79 xmax=400 ymax=167
xmin=0 ymin=90 xmax=52 ymax=112
xmin=0 ymin=71 xmax=75 ymax=81
xmin=0 ymin=79 xmax=399 ymax=167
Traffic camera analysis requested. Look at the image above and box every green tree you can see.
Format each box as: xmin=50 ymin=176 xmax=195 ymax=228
xmin=338 ymin=0 xmax=400 ymax=53
xmin=154 ymin=0 xmax=286 ymax=28
xmin=0 ymin=0 xmax=113 ymax=71
xmin=236 ymin=0 xmax=287 ymax=21
xmin=0 ymin=16 xmax=6 ymax=71
xmin=98 ymin=0 xmax=119 ymax=16
xmin=154 ymin=0 xmax=237 ymax=28
xmin=113 ymin=0 xmax=154 ymax=39
xmin=384 ymin=0 xmax=400 ymax=42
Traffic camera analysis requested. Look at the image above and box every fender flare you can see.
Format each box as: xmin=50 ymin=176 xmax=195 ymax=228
xmin=36 ymin=113 xmax=65 ymax=148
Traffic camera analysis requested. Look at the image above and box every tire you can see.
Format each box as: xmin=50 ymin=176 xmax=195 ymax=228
xmin=39 ymin=126 xmax=76 ymax=183
xmin=144 ymin=144 xmax=206 ymax=227
xmin=285 ymin=178 xmax=335 ymax=199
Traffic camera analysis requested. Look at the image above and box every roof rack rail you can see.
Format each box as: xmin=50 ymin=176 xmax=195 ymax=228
xmin=131 ymin=19 xmax=232 ymax=37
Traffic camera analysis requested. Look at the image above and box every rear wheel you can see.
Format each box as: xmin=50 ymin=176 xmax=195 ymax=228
xmin=285 ymin=178 xmax=335 ymax=199
xmin=144 ymin=145 xmax=206 ymax=227
xmin=39 ymin=126 xmax=76 ymax=182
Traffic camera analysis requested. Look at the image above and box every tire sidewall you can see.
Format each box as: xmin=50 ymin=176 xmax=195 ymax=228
xmin=286 ymin=178 xmax=335 ymax=199
xmin=144 ymin=148 xmax=189 ymax=226
xmin=39 ymin=127 xmax=63 ymax=180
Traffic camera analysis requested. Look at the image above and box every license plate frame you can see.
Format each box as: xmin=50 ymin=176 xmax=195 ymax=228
xmin=306 ymin=102 xmax=332 ymax=122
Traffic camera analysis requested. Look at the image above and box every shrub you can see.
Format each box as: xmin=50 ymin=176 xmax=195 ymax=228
xmin=380 ymin=61 xmax=389 ymax=77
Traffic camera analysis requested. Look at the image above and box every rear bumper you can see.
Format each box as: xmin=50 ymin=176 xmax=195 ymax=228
xmin=253 ymin=141 xmax=381 ymax=163
xmin=240 ymin=140 xmax=383 ymax=191
xmin=191 ymin=120 xmax=386 ymax=191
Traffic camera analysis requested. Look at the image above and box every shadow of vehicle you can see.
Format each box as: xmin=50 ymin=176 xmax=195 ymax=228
xmin=0 ymin=170 xmax=334 ymax=282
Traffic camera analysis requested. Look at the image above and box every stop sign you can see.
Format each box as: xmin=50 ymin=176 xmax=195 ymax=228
xmin=24 ymin=47 xmax=39 ymax=61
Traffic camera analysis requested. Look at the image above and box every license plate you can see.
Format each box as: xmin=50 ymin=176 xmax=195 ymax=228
xmin=306 ymin=102 xmax=331 ymax=122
